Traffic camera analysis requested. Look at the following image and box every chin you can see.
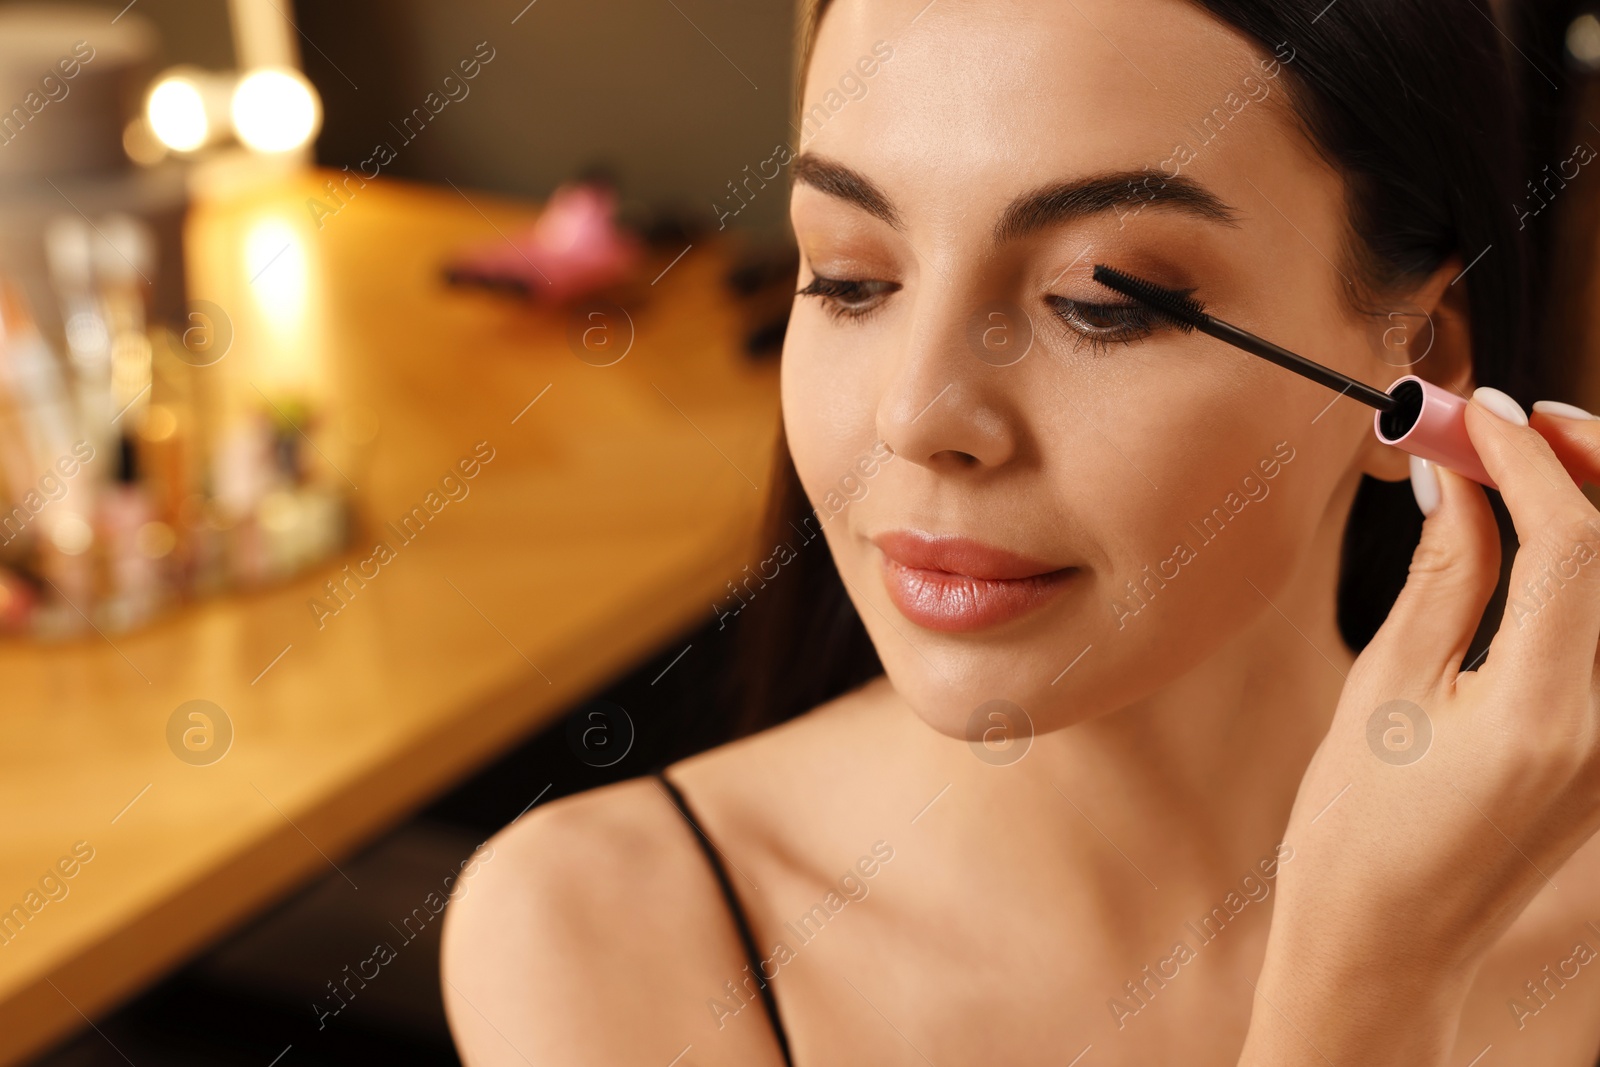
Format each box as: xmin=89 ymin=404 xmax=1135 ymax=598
xmin=881 ymin=652 xmax=1107 ymax=746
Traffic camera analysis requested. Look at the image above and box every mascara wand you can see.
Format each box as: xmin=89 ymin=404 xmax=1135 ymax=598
xmin=1090 ymin=262 xmax=1506 ymax=489
xmin=1093 ymin=264 xmax=1396 ymax=412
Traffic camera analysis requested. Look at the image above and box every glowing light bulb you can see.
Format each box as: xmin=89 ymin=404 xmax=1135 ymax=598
xmin=231 ymin=69 xmax=321 ymax=153
xmin=1569 ymin=13 xmax=1600 ymax=70
xmin=146 ymin=77 xmax=209 ymax=152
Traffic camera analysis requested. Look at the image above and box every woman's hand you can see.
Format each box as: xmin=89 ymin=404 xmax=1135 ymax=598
xmin=1239 ymin=390 xmax=1600 ymax=1066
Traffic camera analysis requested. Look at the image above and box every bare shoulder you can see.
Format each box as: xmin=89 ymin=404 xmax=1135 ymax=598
xmin=440 ymin=775 xmax=787 ymax=1066
xmin=440 ymin=678 xmax=915 ymax=1065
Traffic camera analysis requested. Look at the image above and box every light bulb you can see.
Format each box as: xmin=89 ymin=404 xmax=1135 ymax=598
xmin=1569 ymin=13 xmax=1600 ymax=70
xmin=232 ymin=68 xmax=321 ymax=153
xmin=146 ymin=77 xmax=209 ymax=152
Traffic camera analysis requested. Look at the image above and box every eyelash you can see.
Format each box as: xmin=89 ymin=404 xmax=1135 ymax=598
xmin=797 ymin=274 xmax=1175 ymax=354
xmin=796 ymin=274 xmax=901 ymax=323
xmin=1044 ymin=296 xmax=1164 ymax=354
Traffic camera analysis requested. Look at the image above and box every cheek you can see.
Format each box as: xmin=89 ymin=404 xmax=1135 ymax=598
xmin=1044 ymin=345 xmax=1265 ymax=561
xmin=1027 ymin=361 xmax=1353 ymax=716
xmin=780 ymin=313 xmax=880 ymax=511
xmin=1069 ymin=360 xmax=1291 ymax=569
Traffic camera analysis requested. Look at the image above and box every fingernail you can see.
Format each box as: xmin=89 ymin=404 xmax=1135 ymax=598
xmin=1472 ymin=387 xmax=1528 ymax=426
xmin=1532 ymin=399 xmax=1600 ymax=421
xmin=1409 ymin=454 xmax=1440 ymax=517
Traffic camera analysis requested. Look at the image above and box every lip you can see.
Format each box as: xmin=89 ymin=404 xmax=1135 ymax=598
xmin=872 ymin=530 xmax=1076 ymax=633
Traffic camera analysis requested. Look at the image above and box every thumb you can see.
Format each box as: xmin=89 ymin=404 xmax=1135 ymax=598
xmin=1362 ymin=457 xmax=1501 ymax=683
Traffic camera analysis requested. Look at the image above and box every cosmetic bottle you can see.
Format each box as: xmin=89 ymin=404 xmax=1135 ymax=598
xmin=45 ymin=216 xmax=113 ymax=461
xmin=0 ymin=315 xmax=44 ymax=515
xmin=175 ymin=487 xmax=226 ymax=597
xmin=213 ymin=417 xmax=274 ymax=587
xmin=35 ymin=506 xmax=95 ymax=638
xmin=95 ymin=215 xmax=155 ymax=434
xmin=258 ymin=422 xmax=310 ymax=579
xmin=254 ymin=400 xmax=350 ymax=579
xmin=0 ymin=277 xmax=77 ymax=474
xmin=98 ymin=432 xmax=158 ymax=630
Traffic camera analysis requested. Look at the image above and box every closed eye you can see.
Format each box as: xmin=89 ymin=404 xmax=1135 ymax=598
xmin=1045 ymin=296 xmax=1165 ymax=353
xmin=797 ymin=274 xmax=901 ymax=323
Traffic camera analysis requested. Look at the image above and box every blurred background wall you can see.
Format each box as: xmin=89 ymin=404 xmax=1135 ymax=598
xmin=17 ymin=0 xmax=237 ymax=67
xmin=16 ymin=0 xmax=797 ymax=235
xmin=297 ymin=0 xmax=797 ymax=235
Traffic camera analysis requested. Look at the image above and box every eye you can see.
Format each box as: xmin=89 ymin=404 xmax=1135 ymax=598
xmin=1045 ymin=296 xmax=1164 ymax=353
xmin=797 ymin=273 xmax=901 ymax=323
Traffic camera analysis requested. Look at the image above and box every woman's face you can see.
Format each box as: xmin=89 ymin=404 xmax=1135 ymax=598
xmin=784 ymin=0 xmax=1419 ymax=738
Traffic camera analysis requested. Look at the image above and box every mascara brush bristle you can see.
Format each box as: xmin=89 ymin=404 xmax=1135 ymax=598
xmin=1092 ymin=264 xmax=1207 ymax=331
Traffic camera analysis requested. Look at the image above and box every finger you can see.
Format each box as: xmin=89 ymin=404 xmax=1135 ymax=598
xmin=1366 ymin=457 xmax=1500 ymax=684
xmin=1466 ymin=389 xmax=1600 ymax=675
xmin=1530 ymin=401 xmax=1600 ymax=486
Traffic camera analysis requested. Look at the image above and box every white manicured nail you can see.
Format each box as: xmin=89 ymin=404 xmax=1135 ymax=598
xmin=1532 ymin=399 xmax=1600 ymax=421
xmin=1409 ymin=454 xmax=1439 ymax=517
xmin=1472 ymin=387 xmax=1528 ymax=426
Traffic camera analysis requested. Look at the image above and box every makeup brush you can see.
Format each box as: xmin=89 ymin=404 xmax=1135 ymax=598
xmin=1092 ymin=263 xmax=1500 ymax=489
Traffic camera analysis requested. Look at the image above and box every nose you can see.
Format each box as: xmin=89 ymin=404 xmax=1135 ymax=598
xmin=875 ymin=305 xmax=1020 ymax=471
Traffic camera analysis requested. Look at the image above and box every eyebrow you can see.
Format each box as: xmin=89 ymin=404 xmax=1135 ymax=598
xmin=791 ymin=152 xmax=1241 ymax=242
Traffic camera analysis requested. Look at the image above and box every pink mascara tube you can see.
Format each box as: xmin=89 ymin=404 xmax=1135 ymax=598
xmin=1373 ymin=376 xmax=1494 ymax=488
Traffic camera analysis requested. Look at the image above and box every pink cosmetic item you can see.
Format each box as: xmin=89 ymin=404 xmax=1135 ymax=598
xmin=1092 ymin=264 xmax=1560 ymax=491
xmin=443 ymin=180 xmax=642 ymax=302
xmin=1372 ymin=375 xmax=1491 ymax=487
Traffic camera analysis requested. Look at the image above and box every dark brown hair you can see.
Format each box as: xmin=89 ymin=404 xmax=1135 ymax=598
xmin=730 ymin=0 xmax=1586 ymax=734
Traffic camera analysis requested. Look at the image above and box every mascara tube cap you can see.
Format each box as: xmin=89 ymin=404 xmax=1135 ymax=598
xmin=1373 ymin=375 xmax=1496 ymax=489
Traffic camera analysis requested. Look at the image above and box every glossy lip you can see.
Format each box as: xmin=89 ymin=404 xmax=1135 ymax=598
xmin=872 ymin=530 xmax=1076 ymax=633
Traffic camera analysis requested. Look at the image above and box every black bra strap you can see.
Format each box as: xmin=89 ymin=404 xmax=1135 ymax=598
xmin=654 ymin=772 xmax=795 ymax=1066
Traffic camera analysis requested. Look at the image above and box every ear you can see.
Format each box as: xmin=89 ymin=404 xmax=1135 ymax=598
xmin=1357 ymin=257 xmax=1475 ymax=483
